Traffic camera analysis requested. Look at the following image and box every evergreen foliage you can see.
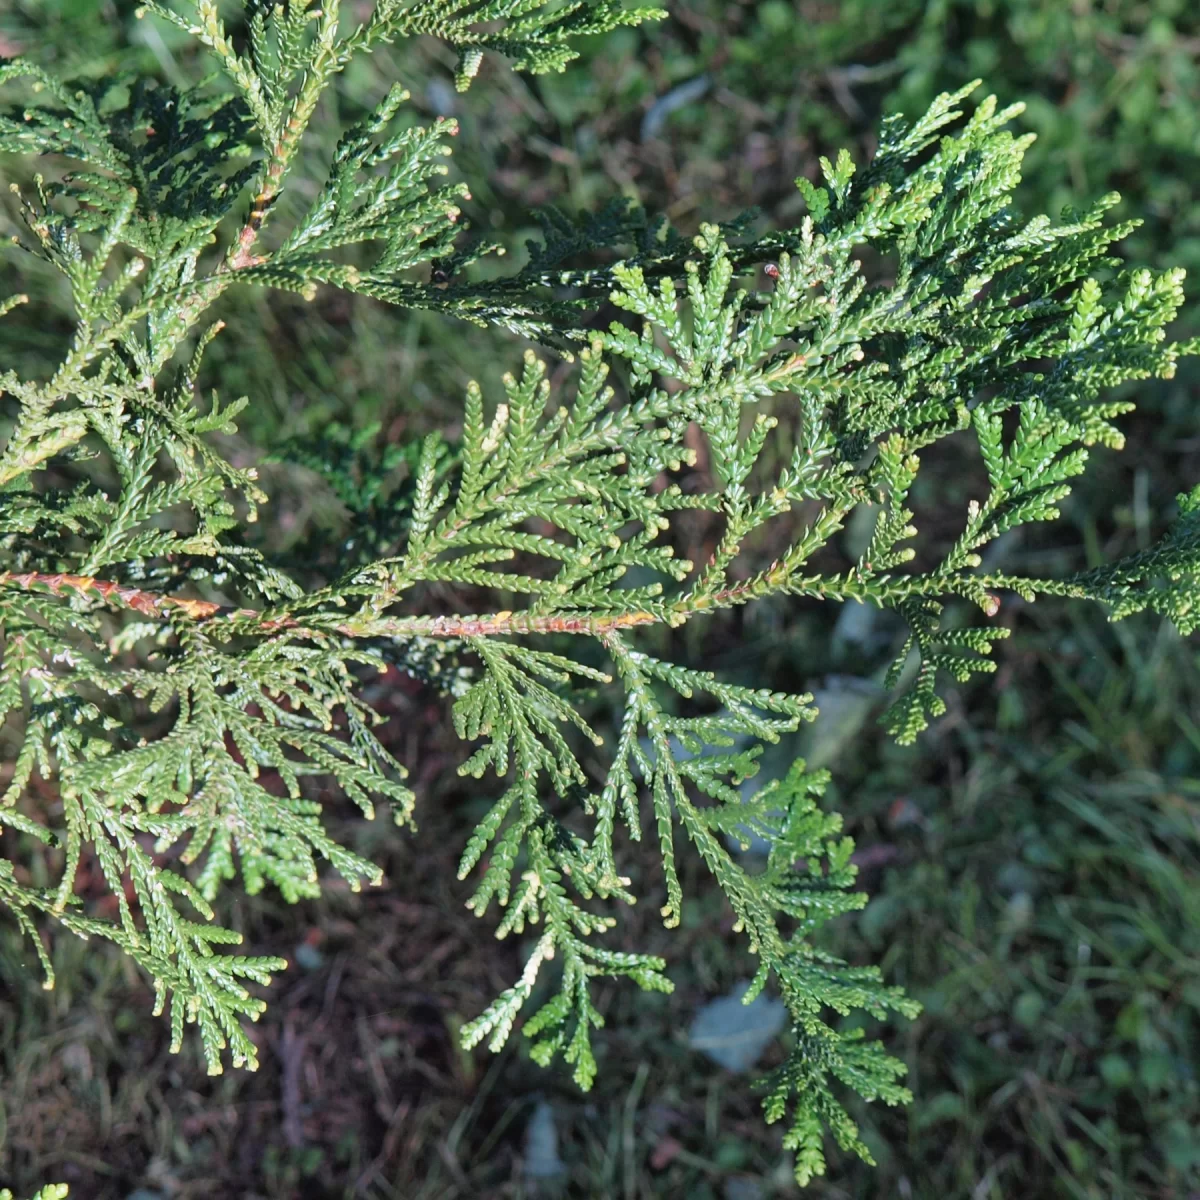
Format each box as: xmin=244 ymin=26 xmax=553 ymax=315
xmin=0 ymin=1 xmax=1197 ymax=1186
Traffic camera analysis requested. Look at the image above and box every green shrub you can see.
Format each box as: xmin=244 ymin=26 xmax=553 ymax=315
xmin=1 ymin=1 xmax=1198 ymax=1188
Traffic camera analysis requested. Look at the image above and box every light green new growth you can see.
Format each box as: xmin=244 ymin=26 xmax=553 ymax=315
xmin=1 ymin=2 xmax=1197 ymax=1186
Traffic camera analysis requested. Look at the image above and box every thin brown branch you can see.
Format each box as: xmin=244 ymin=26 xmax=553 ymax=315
xmin=0 ymin=571 xmax=659 ymax=639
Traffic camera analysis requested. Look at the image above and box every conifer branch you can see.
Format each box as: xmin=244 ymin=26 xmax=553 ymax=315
xmin=2 ymin=7 xmax=1199 ymax=1186
xmin=0 ymin=569 xmax=659 ymax=637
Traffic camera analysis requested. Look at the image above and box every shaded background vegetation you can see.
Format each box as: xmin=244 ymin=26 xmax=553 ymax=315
xmin=2 ymin=1 xmax=1200 ymax=1197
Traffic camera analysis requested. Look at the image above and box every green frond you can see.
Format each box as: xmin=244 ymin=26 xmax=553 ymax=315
xmin=343 ymin=0 xmax=666 ymax=91
xmin=1060 ymin=483 xmax=1200 ymax=635
xmin=2 ymin=13 xmax=1199 ymax=1185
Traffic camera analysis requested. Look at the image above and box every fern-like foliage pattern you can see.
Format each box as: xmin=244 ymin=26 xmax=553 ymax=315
xmin=1 ymin=1 xmax=1197 ymax=1186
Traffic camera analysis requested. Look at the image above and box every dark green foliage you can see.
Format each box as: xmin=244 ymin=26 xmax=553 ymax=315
xmin=1 ymin=1 xmax=1198 ymax=1187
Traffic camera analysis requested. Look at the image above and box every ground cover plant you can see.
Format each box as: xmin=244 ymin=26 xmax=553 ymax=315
xmin=2 ymin=1 xmax=1200 ymax=1196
